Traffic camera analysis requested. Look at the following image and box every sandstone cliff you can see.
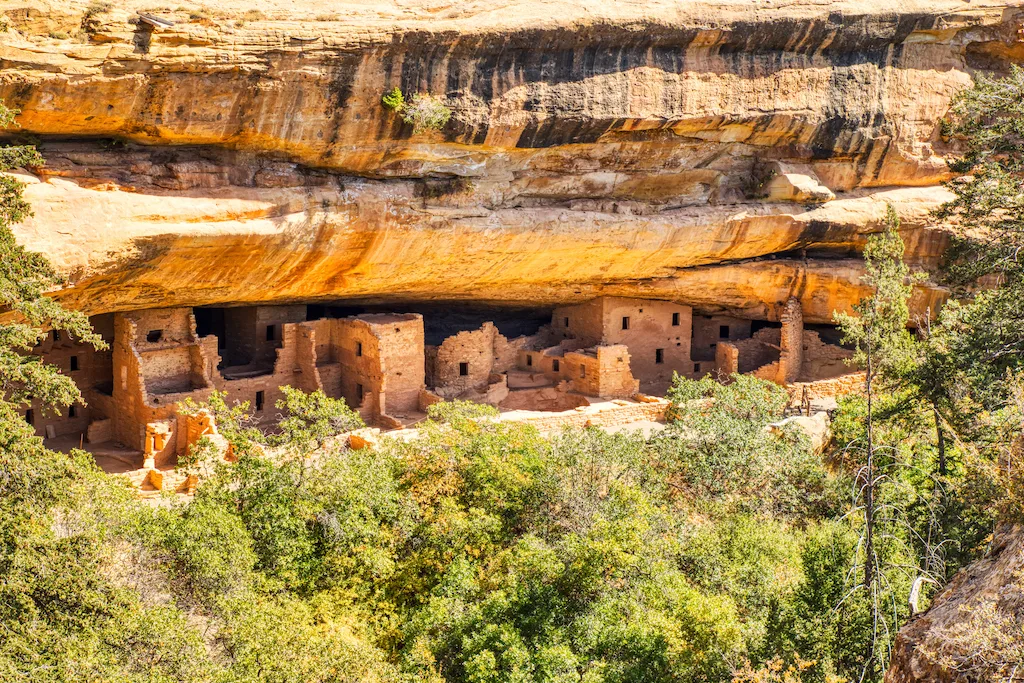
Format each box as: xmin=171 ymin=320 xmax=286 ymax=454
xmin=1 ymin=0 xmax=1022 ymax=318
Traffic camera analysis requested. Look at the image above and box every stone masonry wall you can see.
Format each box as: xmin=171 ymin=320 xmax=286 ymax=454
xmin=777 ymin=298 xmax=804 ymax=385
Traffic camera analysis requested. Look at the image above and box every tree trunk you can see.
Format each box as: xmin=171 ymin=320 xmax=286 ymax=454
xmin=864 ymin=344 xmax=877 ymax=678
xmin=934 ymin=406 xmax=946 ymax=476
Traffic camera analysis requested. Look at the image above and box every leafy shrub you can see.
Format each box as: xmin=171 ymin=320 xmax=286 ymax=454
xmin=382 ymin=86 xmax=406 ymax=112
xmin=381 ymin=87 xmax=452 ymax=133
xmin=426 ymin=398 xmax=498 ymax=425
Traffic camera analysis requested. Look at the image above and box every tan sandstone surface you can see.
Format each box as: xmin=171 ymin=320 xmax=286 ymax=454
xmin=1 ymin=0 xmax=1022 ymax=318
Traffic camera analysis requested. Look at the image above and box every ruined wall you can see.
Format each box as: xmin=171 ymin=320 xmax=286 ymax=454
xmin=220 ymin=305 xmax=306 ymax=368
xmin=500 ymin=398 xmax=670 ymax=431
xmin=22 ymin=318 xmax=116 ymax=440
xmin=733 ymin=329 xmax=783 ymax=375
xmin=206 ymin=323 xmax=310 ymax=423
xmin=777 ymin=298 xmax=804 ymax=385
xmin=692 ymin=315 xmax=754 ymax=362
xmin=715 ymin=342 xmax=740 ymax=378
xmin=549 ymin=297 xmax=693 ymax=391
xmin=563 ymin=345 xmax=640 ymax=399
xmin=112 ymin=309 xmax=214 ymax=466
xmin=499 ymin=386 xmax=591 ymax=412
xmin=799 ymin=331 xmax=856 ymax=382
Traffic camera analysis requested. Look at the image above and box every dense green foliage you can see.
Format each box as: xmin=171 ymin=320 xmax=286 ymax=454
xmin=4 ymin=68 xmax=1024 ymax=683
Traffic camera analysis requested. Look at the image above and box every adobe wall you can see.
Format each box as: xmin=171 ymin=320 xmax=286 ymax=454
xmin=429 ymin=323 xmax=543 ymax=398
xmin=206 ymin=323 xmax=307 ymax=423
xmin=333 ymin=313 xmax=425 ymax=420
xmin=692 ymin=315 xmax=754 ymax=362
xmin=597 ymin=298 xmax=693 ymax=389
xmin=23 ymin=317 xmax=115 ymax=440
xmin=430 ymin=322 xmax=500 ymax=395
xmin=734 ymin=328 xmax=782 ymax=374
xmin=112 ymin=308 xmax=215 ymax=467
xmin=562 ymin=345 xmax=639 ymax=399
xmin=715 ymin=342 xmax=740 ymax=378
xmin=550 ymin=297 xmax=694 ymax=391
xmin=550 ymin=298 xmax=606 ymax=347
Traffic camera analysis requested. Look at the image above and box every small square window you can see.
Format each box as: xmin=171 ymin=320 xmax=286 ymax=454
xmin=526 ymin=355 xmax=533 ymax=367
xmin=146 ymin=329 xmax=163 ymax=343
xmin=459 ymin=362 xmax=469 ymax=376
xmin=655 ymin=348 xmax=664 ymax=364
xmin=710 ymin=342 xmax=717 ymax=349
xmin=621 ymin=316 xmax=630 ymax=330
xmin=70 ymin=356 xmax=79 ymax=372
xmin=719 ymin=325 xmax=730 ymax=339
xmin=356 ymin=342 xmax=363 ymax=357
xmin=552 ymin=359 xmax=560 ymax=372
xmin=68 ymin=405 xmax=77 ymax=418
xmin=672 ymin=312 xmax=680 ymax=326
xmin=255 ymin=391 xmax=265 ymax=412
xmin=266 ymin=324 xmax=276 ymax=341
xmin=694 ymin=363 xmax=701 ymax=373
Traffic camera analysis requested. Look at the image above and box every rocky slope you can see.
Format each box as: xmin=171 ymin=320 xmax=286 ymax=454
xmin=886 ymin=524 xmax=1024 ymax=682
xmin=1 ymin=0 xmax=1022 ymax=319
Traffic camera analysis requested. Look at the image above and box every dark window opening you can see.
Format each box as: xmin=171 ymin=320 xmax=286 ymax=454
xmin=25 ymin=409 xmax=34 ymax=426
xmin=356 ymin=341 xmax=363 ymax=357
xmin=356 ymin=383 xmax=364 ymax=401
xmin=255 ymin=391 xmax=265 ymax=412
xmin=552 ymin=359 xmax=560 ymax=372
xmin=621 ymin=316 xmax=630 ymax=330
xmin=564 ymin=317 xmax=570 ymax=327
xmin=459 ymin=362 xmax=469 ymax=376
xmin=266 ymin=324 xmax=276 ymax=341
xmin=710 ymin=342 xmax=717 ymax=349
xmin=68 ymin=405 xmax=77 ymax=418
xmin=672 ymin=312 xmax=680 ymax=326
xmin=146 ymin=329 xmax=163 ymax=343
xmin=655 ymin=348 xmax=664 ymax=364
xmin=694 ymin=363 xmax=701 ymax=373
xmin=526 ymin=355 xmax=533 ymax=367
xmin=53 ymin=331 xmax=61 ymax=342
xmin=719 ymin=325 xmax=730 ymax=339
xmin=70 ymin=356 xmax=79 ymax=372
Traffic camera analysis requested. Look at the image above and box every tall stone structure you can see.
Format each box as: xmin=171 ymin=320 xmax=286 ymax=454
xmin=777 ymin=298 xmax=805 ymax=385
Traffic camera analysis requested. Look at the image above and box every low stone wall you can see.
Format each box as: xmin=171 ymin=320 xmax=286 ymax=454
xmin=788 ymin=372 xmax=866 ymax=403
xmin=499 ymin=398 xmax=669 ymax=431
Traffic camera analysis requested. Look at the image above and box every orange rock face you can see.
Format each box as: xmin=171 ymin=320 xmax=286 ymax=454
xmin=2 ymin=0 xmax=1022 ymax=319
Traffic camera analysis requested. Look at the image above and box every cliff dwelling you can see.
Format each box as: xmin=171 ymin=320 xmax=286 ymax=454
xmin=25 ymin=296 xmax=856 ymax=472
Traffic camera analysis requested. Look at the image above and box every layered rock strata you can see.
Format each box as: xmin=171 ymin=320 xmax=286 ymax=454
xmin=1 ymin=0 xmax=1021 ymax=319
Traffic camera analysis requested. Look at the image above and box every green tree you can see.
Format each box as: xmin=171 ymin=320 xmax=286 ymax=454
xmin=834 ymin=208 xmax=923 ymax=680
xmin=931 ymin=64 xmax=1024 ymax=407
